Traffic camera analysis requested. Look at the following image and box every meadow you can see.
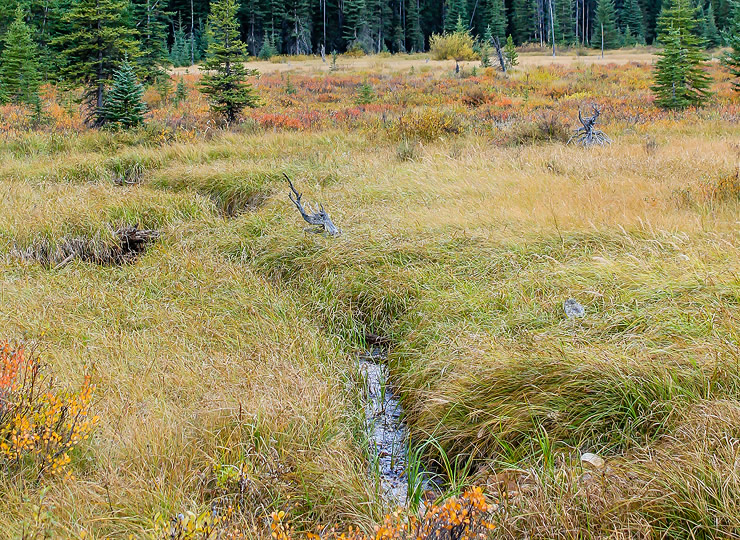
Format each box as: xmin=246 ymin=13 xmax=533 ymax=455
xmin=0 ymin=51 xmax=739 ymax=539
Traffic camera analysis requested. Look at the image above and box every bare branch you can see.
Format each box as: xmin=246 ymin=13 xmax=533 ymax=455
xmin=284 ymin=174 xmax=340 ymax=236
xmin=568 ymin=105 xmax=611 ymax=147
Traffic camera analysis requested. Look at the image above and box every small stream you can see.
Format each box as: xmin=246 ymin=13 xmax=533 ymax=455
xmin=359 ymin=348 xmax=411 ymax=508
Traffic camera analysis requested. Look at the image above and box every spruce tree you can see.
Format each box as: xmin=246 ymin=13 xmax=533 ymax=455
xmin=53 ymin=0 xmax=139 ymax=125
xmin=445 ymin=0 xmax=469 ymax=33
xmin=259 ymin=34 xmax=277 ymax=59
xmin=555 ymin=0 xmax=575 ymax=43
xmin=174 ymin=76 xmax=187 ymax=105
xmin=619 ymin=0 xmax=646 ymax=42
xmin=653 ymin=0 xmax=712 ymax=108
xmin=105 ymin=58 xmax=147 ymax=128
xmin=343 ymin=0 xmax=368 ymax=44
xmin=513 ymin=0 xmax=536 ymax=43
xmin=593 ymin=0 xmax=622 ymax=48
xmin=0 ymin=7 xmax=42 ymax=109
xmin=504 ymin=34 xmax=519 ymax=67
xmin=133 ymin=0 xmax=170 ymax=81
xmin=170 ymin=13 xmax=190 ymax=67
xmin=703 ymin=3 xmax=721 ymax=47
xmin=722 ymin=0 xmax=740 ymax=92
xmin=488 ymin=0 xmax=508 ymax=39
xmin=406 ymin=0 xmax=424 ymax=51
xmin=200 ymin=0 xmax=259 ymax=122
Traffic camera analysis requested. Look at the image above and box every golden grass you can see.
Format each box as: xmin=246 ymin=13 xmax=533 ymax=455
xmin=1 ymin=54 xmax=739 ymax=538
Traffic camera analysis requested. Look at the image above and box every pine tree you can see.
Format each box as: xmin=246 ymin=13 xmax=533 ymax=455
xmin=200 ymin=0 xmax=259 ymax=122
xmin=488 ymin=0 xmax=508 ymax=39
xmin=722 ymin=0 xmax=740 ymax=92
xmin=619 ymin=0 xmax=646 ymax=42
xmin=259 ymin=34 xmax=278 ymax=58
xmin=0 ymin=7 xmax=42 ymax=109
xmin=170 ymin=13 xmax=190 ymax=67
xmin=703 ymin=2 xmax=721 ymax=47
xmin=343 ymin=0 xmax=368 ymax=44
xmin=105 ymin=58 xmax=147 ymax=128
xmin=554 ymin=0 xmax=575 ymax=44
xmin=406 ymin=0 xmax=424 ymax=51
xmin=593 ymin=0 xmax=622 ymax=48
xmin=653 ymin=0 xmax=712 ymax=108
xmin=53 ymin=0 xmax=139 ymax=125
xmin=133 ymin=0 xmax=170 ymax=81
xmin=445 ymin=0 xmax=468 ymax=33
xmin=286 ymin=0 xmax=312 ymax=54
xmin=504 ymin=34 xmax=518 ymax=66
xmin=174 ymin=76 xmax=187 ymax=105
xmin=367 ymin=0 xmax=392 ymax=52
xmin=513 ymin=0 xmax=536 ymax=43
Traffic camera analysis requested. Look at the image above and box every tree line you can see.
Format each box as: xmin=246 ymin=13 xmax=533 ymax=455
xmin=0 ymin=0 xmax=738 ymax=127
xmin=0 ymin=0 xmax=735 ymax=65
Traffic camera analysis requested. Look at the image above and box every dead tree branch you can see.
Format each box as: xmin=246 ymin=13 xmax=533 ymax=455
xmin=285 ymin=174 xmax=340 ymax=236
xmin=491 ymin=36 xmax=507 ymax=73
xmin=568 ymin=105 xmax=612 ymax=147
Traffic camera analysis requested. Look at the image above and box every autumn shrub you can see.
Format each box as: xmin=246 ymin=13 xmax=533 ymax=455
xmin=506 ymin=112 xmax=570 ymax=145
xmin=153 ymin=487 xmax=495 ymax=539
xmin=429 ymin=33 xmax=477 ymax=61
xmin=389 ymin=109 xmax=467 ymax=142
xmin=0 ymin=341 xmax=97 ymax=478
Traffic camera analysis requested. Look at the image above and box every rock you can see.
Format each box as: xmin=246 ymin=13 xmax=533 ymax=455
xmin=564 ymin=298 xmax=585 ymax=319
xmin=580 ymin=452 xmax=605 ymax=469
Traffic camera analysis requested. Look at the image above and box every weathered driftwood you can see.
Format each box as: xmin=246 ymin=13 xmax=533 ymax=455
xmin=568 ymin=105 xmax=612 ymax=147
xmin=285 ymin=174 xmax=340 ymax=236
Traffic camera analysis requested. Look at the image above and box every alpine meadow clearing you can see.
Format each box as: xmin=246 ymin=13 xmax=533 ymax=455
xmin=1 ymin=50 xmax=740 ymax=539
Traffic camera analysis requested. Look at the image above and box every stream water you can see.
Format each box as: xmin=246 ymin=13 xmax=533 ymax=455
xmin=359 ymin=348 xmax=410 ymax=508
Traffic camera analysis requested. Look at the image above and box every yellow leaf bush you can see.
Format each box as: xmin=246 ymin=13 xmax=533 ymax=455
xmin=0 ymin=340 xmax=98 ymax=478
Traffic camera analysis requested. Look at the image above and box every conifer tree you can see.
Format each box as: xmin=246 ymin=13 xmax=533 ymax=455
xmin=133 ymin=0 xmax=170 ymax=81
xmin=488 ymin=0 xmax=508 ymax=39
xmin=592 ymin=0 xmax=622 ymax=48
xmin=555 ymin=0 xmax=575 ymax=43
xmin=504 ymin=34 xmax=518 ymax=66
xmin=343 ymin=0 xmax=368 ymax=44
xmin=653 ymin=0 xmax=712 ymax=108
xmin=406 ymin=0 xmax=424 ymax=51
xmin=445 ymin=0 xmax=469 ymax=33
xmin=170 ymin=13 xmax=190 ymax=66
xmin=259 ymin=34 xmax=277 ymax=58
xmin=200 ymin=0 xmax=258 ymax=122
xmin=174 ymin=76 xmax=187 ymax=105
xmin=513 ymin=0 xmax=536 ymax=43
xmin=703 ymin=3 xmax=721 ymax=47
xmin=619 ymin=0 xmax=646 ymax=42
xmin=0 ymin=7 xmax=42 ymax=109
xmin=53 ymin=0 xmax=139 ymax=125
xmin=368 ymin=0 xmax=392 ymax=52
xmin=722 ymin=0 xmax=740 ymax=92
xmin=105 ymin=58 xmax=147 ymax=128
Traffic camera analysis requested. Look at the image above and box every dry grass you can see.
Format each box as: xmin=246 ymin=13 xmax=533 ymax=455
xmin=0 ymin=52 xmax=739 ymax=538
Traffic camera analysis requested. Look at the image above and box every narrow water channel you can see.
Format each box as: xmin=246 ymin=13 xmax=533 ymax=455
xmin=359 ymin=348 xmax=410 ymax=508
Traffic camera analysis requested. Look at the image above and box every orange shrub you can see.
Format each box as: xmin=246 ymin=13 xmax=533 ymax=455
xmin=0 ymin=341 xmax=98 ymax=478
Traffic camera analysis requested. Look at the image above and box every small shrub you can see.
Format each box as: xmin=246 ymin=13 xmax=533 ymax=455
xmin=396 ymin=138 xmax=421 ymax=161
xmin=355 ymin=81 xmax=375 ymax=104
xmin=0 ymin=341 xmax=98 ymax=478
xmin=429 ymin=32 xmax=477 ymax=61
xmin=154 ymin=487 xmax=495 ymax=539
xmin=461 ymin=87 xmax=488 ymax=107
xmin=389 ymin=109 xmax=467 ymax=142
xmin=507 ymin=113 xmax=570 ymax=145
